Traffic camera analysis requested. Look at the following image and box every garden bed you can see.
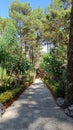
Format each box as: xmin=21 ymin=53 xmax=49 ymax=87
xmin=0 ymin=81 xmax=33 ymax=109
xmin=42 ymin=78 xmax=65 ymax=99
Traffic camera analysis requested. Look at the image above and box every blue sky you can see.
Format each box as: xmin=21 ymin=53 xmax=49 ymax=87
xmin=0 ymin=0 xmax=51 ymax=18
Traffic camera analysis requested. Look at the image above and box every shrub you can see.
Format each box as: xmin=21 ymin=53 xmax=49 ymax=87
xmin=44 ymin=79 xmax=65 ymax=98
xmin=54 ymin=84 xmax=65 ymax=98
xmin=0 ymin=91 xmax=13 ymax=103
xmin=0 ymin=87 xmax=23 ymax=104
xmin=40 ymin=46 xmax=67 ymax=98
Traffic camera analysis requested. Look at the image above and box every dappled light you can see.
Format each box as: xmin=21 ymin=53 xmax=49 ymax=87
xmin=0 ymin=79 xmax=73 ymax=130
xmin=0 ymin=0 xmax=73 ymax=129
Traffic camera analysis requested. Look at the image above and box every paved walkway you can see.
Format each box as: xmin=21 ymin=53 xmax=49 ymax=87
xmin=0 ymin=79 xmax=73 ymax=130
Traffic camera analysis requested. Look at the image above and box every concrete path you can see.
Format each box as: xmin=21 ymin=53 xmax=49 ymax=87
xmin=0 ymin=79 xmax=73 ymax=130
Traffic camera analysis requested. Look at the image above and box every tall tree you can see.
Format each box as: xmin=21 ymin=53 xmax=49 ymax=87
xmin=9 ymin=0 xmax=32 ymax=52
xmin=66 ymin=0 xmax=73 ymax=104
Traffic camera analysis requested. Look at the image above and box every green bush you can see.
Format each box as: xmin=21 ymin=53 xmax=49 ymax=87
xmin=51 ymin=81 xmax=65 ymax=98
xmin=40 ymin=53 xmax=65 ymax=81
xmin=0 ymin=91 xmax=13 ymax=103
xmin=0 ymin=85 xmax=7 ymax=93
xmin=0 ymin=87 xmax=23 ymax=104
xmin=44 ymin=79 xmax=65 ymax=98
xmin=0 ymin=72 xmax=34 ymax=102
xmin=40 ymin=48 xmax=67 ymax=98
xmin=54 ymin=84 xmax=65 ymax=98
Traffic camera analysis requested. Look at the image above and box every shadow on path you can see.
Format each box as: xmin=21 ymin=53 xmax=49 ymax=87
xmin=0 ymin=79 xmax=73 ymax=130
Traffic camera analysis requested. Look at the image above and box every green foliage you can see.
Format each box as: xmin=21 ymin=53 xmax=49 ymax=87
xmin=40 ymin=45 xmax=67 ymax=98
xmin=40 ymin=52 xmax=65 ymax=81
xmin=0 ymin=87 xmax=22 ymax=104
xmin=0 ymin=66 xmax=7 ymax=79
xmin=43 ymin=2 xmax=70 ymax=45
xmin=9 ymin=1 xmax=32 ymax=18
xmin=3 ymin=22 xmax=18 ymax=46
xmin=0 ymin=0 xmax=70 ymax=102
xmin=44 ymin=79 xmax=65 ymax=98
xmin=4 ymin=51 xmax=33 ymax=76
xmin=9 ymin=0 xmax=43 ymax=63
xmin=0 ymin=45 xmax=9 ymax=66
xmin=54 ymin=84 xmax=65 ymax=97
xmin=0 ymin=9 xmax=34 ymax=106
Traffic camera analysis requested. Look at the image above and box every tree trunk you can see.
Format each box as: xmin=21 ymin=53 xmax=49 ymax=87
xmin=66 ymin=0 xmax=73 ymax=105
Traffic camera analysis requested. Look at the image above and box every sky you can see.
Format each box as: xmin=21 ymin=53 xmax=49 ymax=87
xmin=0 ymin=0 xmax=51 ymax=18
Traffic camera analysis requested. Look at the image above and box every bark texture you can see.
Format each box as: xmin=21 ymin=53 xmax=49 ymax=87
xmin=66 ymin=0 xmax=73 ymax=104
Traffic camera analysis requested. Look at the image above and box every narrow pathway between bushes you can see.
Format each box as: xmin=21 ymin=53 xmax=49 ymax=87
xmin=0 ymin=79 xmax=73 ymax=130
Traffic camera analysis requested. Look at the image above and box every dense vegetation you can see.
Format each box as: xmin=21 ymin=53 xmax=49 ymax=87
xmin=0 ymin=19 xmax=34 ymax=104
xmin=40 ymin=46 xmax=67 ymax=98
xmin=0 ymin=0 xmax=73 ymax=105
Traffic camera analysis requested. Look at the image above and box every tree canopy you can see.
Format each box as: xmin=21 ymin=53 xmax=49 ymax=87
xmin=0 ymin=0 xmax=73 ymax=105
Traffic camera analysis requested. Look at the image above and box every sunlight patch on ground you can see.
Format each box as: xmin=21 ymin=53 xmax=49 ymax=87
xmin=2 ymin=110 xmax=19 ymax=120
xmin=34 ymin=78 xmax=43 ymax=84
